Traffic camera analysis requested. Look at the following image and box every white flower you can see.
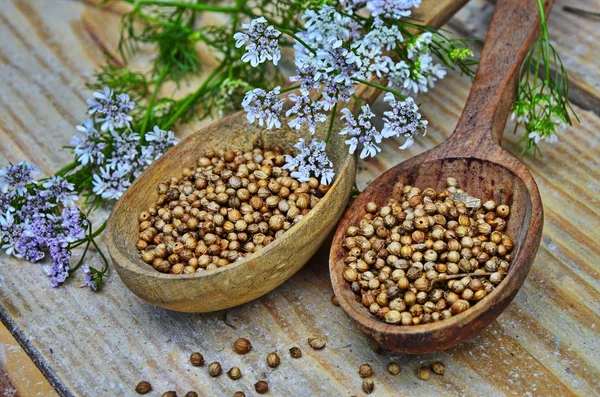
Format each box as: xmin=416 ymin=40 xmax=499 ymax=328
xmin=92 ymin=162 xmax=133 ymax=200
xmin=366 ymin=0 xmax=420 ymax=19
xmin=242 ymin=87 xmax=284 ymax=130
xmin=234 ymin=17 xmax=282 ymax=67
xmin=145 ymin=126 xmax=179 ymax=160
xmin=71 ymin=118 xmax=106 ymax=165
xmin=358 ymin=18 xmax=403 ymax=56
xmin=41 ymin=176 xmax=79 ymax=208
xmin=286 ymin=93 xmax=328 ymax=134
xmin=340 ymin=105 xmax=382 ymax=159
xmin=283 ymin=138 xmax=335 ymax=185
xmin=87 ymin=87 xmax=135 ymax=132
xmin=0 ymin=162 xmax=38 ymax=196
xmin=407 ymin=32 xmax=433 ymax=59
xmin=528 ymin=131 xmax=558 ymax=145
xmin=381 ymin=93 xmax=427 ymax=149
xmin=389 ymin=54 xmax=446 ymax=94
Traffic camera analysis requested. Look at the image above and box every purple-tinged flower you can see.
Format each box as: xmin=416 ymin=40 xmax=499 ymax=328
xmin=41 ymin=176 xmax=78 ymax=208
xmin=389 ymin=54 xmax=446 ymax=94
xmin=0 ymin=162 xmax=38 ymax=196
xmin=0 ymin=211 xmax=21 ymax=257
xmin=145 ymin=126 xmax=179 ymax=160
xmin=290 ymin=61 xmax=321 ymax=93
xmin=92 ymin=162 xmax=133 ymax=200
xmin=106 ymin=131 xmax=140 ymax=168
xmin=301 ymin=6 xmax=361 ymax=45
xmin=317 ymin=41 xmax=362 ymax=109
xmin=286 ymin=93 xmax=327 ymax=134
xmin=357 ymin=18 xmax=403 ymax=57
xmin=242 ymin=87 xmax=284 ymax=130
xmin=283 ymin=138 xmax=335 ymax=185
xmin=87 ymin=87 xmax=135 ymax=132
xmin=340 ymin=105 xmax=383 ymax=159
xmin=342 ymin=0 xmax=367 ymax=11
xmin=71 ymin=118 xmax=106 ymax=166
xmin=366 ymin=0 xmax=421 ymax=19
xmin=0 ymin=192 xmax=15 ymax=214
xmin=81 ymin=265 xmax=98 ymax=290
xmin=43 ymin=250 xmax=70 ymax=288
xmin=381 ymin=93 xmax=427 ymax=149
xmin=234 ymin=17 xmax=282 ymax=67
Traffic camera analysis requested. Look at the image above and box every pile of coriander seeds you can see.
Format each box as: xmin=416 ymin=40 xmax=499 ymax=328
xmin=136 ymin=141 xmax=330 ymax=274
xmin=341 ymin=177 xmax=514 ymax=325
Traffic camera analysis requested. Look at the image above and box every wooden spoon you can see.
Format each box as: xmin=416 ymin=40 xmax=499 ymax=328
xmin=330 ymin=0 xmax=552 ymax=353
xmin=106 ymin=0 xmax=469 ymax=313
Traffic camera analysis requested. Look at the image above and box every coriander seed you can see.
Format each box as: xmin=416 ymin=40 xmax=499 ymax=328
xmin=185 ymin=392 xmax=198 ymax=397
xmin=308 ymin=337 xmax=326 ymax=350
xmin=289 ymin=346 xmax=302 ymax=358
xmin=431 ymin=361 xmax=446 ymax=375
xmin=228 ymin=367 xmax=242 ymax=380
xmin=162 ymin=392 xmax=177 ymax=397
xmin=387 ymin=362 xmax=401 ymax=376
xmin=233 ymin=393 xmax=245 ymax=397
xmin=359 ymin=364 xmax=373 ymax=378
xmin=267 ymin=352 xmax=280 ymax=368
xmin=417 ymin=365 xmax=431 ymax=380
xmin=135 ymin=381 xmax=152 ymax=394
xmin=234 ymin=338 xmax=252 ymax=354
xmin=362 ymin=378 xmax=375 ymax=394
xmin=331 ymin=295 xmax=340 ymax=306
xmin=255 ymin=380 xmax=269 ymax=394
xmin=190 ymin=352 xmax=204 ymax=366
xmin=208 ymin=362 xmax=222 ymax=377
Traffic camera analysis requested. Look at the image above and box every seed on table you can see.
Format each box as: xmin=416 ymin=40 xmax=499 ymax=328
xmin=228 ymin=367 xmax=242 ymax=380
xmin=162 ymin=392 xmax=177 ymax=397
xmin=418 ymin=365 xmax=431 ymax=380
xmin=233 ymin=392 xmax=245 ymax=397
xmin=234 ymin=338 xmax=252 ymax=354
xmin=185 ymin=392 xmax=198 ymax=397
xmin=267 ymin=352 xmax=280 ymax=368
xmin=290 ymin=346 xmax=302 ymax=358
xmin=255 ymin=380 xmax=269 ymax=394
xmin=135 ymin=381 xmax=152 ymax=394
xmin=190 ymin=352 xmax=204 ymax=366
xmin=387 ymin=362 xmax=401 ymax=375
xmin=431 ymin=361 xmax=446 ymax=375
xmin=331 ymin=295 xmax=340 ymax=306
xmin=208 ymin=362 xmax=222 ymax=377
xmin=308 ymin=337 xmax=326 ymax=350
xmin=359 ymin=363 xmax=373 ymax=378
xmin=362 ymin=378 xmax=375 ymax=394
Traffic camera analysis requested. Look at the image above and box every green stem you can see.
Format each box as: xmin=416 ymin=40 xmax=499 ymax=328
xmin=352 ymin=93 xmax=362 ymax=108
xmin=90 ymin=234 xmax=110 ymax=275
xmin=140 ymin=66 xmax=169 ymax=140
xmin=280 ymin=84 xmax=301 ymax=94
xmin=54 ymin=161 xmax=79 ymax=177
xmin=70 ymin=220 xmax=107 ymax=249
xmin=136 ymin=0 xmax=239 ymax=13
xmin=351 ymin=78 xmax=406 ymax=100
xmin=326 ymin=103 xmax=337 ymax=144
xmin=278 ymin=28 xmax=317 ymax=55
xmin=161 ymin=62 xmax=226 ymax=129
xmin=69 ymin=239 xmax=91 ymax=274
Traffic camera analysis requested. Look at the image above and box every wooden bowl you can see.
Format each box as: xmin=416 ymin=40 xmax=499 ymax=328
xmin=329 ymin=0 xmax=549 ymax=353
xmin=106 ymin=109 xmax=355 ymax=313
xmin=329 ymin=157 xmax=543 ymax=354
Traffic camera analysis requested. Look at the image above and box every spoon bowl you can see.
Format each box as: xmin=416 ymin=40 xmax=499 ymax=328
xmin=105 ymin=0 xmax=469 ymax=313
xmin=330 ymin=0 xmax=550 ymax=353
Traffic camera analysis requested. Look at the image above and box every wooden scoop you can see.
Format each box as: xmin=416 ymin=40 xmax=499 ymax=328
xmin=106 ymin=0 xmax=469 ymax=313
xmin=330 ymin=0 xmax=551 ymax=353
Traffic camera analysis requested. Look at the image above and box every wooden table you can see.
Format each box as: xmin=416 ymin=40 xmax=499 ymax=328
xmin=0 ymin=0 xmax=598 ymax=396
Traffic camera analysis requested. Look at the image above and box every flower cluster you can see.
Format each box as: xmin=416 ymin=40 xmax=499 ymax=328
xmin=72 ymin=87 xmax=179 ymax=201
xmin=283 ymin=138 xmax=335 ymax=185
xmin=0 ymin=162 xmax=87 ymax=287
xmin=234 ymin=0 xmax=466 ymax=181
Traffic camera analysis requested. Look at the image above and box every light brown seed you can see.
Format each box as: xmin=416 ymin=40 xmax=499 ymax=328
xmin=233 ymin=338 xmax=252 ymax=354
xmin=431 ymin=361 xmax=446 ymax=375
xmin=362 ymin=378 xmax=375 ymax=394
xmin=190 ymin=352 xmax=204 ymax=366
xmin=135 ymin=381 xmax=152 ymax=394
xmin=359 ymin=364 xmax=373 ymax=378
xmin=387 ymin=362 xmax=401 ymax=375
xmin=267 ymin=352 xmax=280 ymax=368
xmin=308 ymin=337 xmax=326 ymax=350
xmin=227 ymin=367 xmax=242 ymax=380
xmin=289 ymin=346 xmax=302 ymax=358
xmin=418 ymin=365 xmax=431 ymax=380
xmin=208 ymin=362 xmax=222 ymax=377
xmin=254 ymin=381 xmax=269 ymax=394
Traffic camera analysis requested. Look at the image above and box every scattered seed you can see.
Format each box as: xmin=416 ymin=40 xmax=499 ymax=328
xmin=308 ymin=337 xmax=326 ymax=350
xmin=359 ymin=364 xmax=373 ymax=378
xmin=289 ymin=346 xmax=302 ymax=358
xmin=135 ymin=381 xmax=152 ymax=394
xmin=431 ymin=361 xmax=446 ymax=375
xmin=387 ymin=362 xmax=401 ymax=375
xmin=190 ymin=352 xmax=204 ymax=366
xmin=362 ymin=378 xmax=375 ymax=394
xmin=255 ymin=380 xmax=269 ymax=394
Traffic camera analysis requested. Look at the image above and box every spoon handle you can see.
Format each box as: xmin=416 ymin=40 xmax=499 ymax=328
xmin=353 ymin=0 xmax=470 ymax=107
xmin=448 ymin=0 xmax=554 ymax=153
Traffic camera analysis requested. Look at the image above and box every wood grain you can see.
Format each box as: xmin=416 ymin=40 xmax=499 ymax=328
xmin=0 ymin=0 xmax=598 ymax=396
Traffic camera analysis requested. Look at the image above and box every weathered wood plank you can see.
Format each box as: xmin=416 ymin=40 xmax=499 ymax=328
xmin=0 ymin=0 xmax=598 ymax=396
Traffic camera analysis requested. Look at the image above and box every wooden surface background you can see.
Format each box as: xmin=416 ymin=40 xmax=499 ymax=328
xmin=0 ymin=0 xmax=598 ymax=396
